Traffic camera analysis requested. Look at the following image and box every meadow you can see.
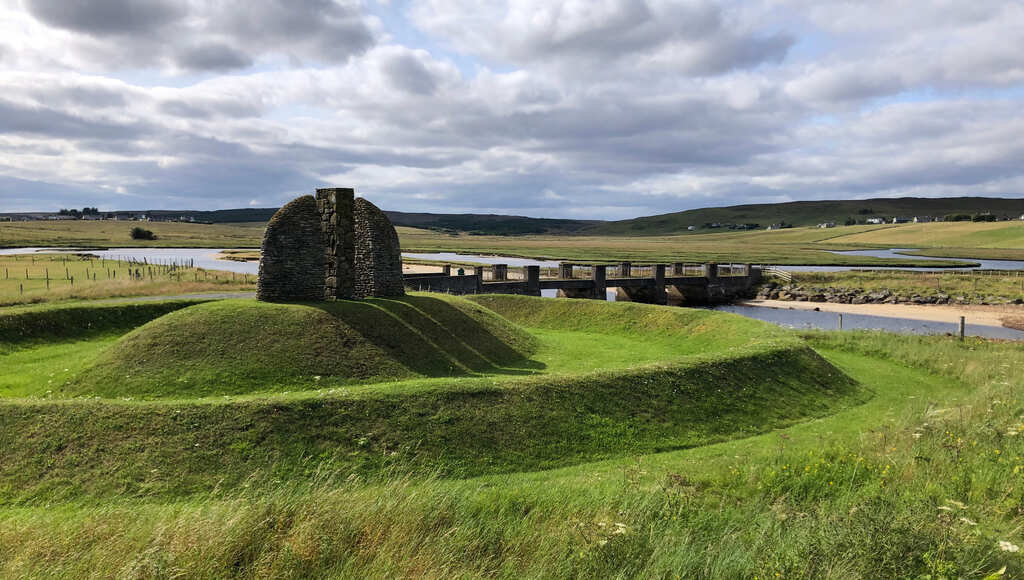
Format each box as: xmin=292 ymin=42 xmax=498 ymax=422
xmin=0 ymin=293 xmax=1021 ymax=577
xmin=0 ymin=253 xmax=254 ymax=307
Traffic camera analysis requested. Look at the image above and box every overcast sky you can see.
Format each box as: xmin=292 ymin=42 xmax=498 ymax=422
xmin=1 ymin=0 xmax=1022 ymax=218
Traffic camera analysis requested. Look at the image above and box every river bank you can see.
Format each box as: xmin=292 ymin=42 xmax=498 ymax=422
xmin=739 ymin=299 xmax=1024 ymax=331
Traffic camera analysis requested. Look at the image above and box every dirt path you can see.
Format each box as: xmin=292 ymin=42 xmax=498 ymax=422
xmin=740 ymin=299 xmax=1024 ymax=329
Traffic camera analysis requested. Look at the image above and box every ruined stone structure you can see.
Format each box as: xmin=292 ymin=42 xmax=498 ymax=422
xmin=257 ymin=188 xmax=404 ymax=302
xmin=317 ymin=188 xmax=355 ymax=300
xmin=257 ymin=195 xmax=325 ymax=302
xmin=353 ymin=197 xmax=405 ymax=298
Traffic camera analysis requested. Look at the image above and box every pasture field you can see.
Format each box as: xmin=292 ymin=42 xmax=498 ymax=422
xmin=0 ymin=220 xmax=264 ymax=248
xmin=0 ymin=253 xmax=254 ymax=307
xmin=0 ymin=293 xmax=1021 ymax=577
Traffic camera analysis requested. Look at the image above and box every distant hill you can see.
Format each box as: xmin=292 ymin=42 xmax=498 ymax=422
xmin=584 ymin=197 xmax=1024 ymax=235
xmin=191 ymin=208 xmax=601 ymax=235
xmin=384 ymin=211 xmax=600 ymax=235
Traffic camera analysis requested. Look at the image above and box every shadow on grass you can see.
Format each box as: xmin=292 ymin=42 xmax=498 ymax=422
xmin=309 ymin=295 xmax=546 ymax=378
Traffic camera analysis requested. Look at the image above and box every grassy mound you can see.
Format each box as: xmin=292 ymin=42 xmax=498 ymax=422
xmin=0 ymin=295 xmax=866 ymax=501
xmin=66 ymin=295 xmax=538 ymax=398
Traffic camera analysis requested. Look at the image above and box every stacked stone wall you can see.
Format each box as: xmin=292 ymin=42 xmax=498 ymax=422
xmin=317 ymin=188 xmax=355 ymax=300
xmin=257 ymin=195 xmax=325 ymax=302
xmin=353 ymin=198 xmax=405 ymax=298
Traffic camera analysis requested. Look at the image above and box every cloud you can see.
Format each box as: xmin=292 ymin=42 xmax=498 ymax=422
xmin=410 ymin=0 xmax=794 ymax=76
xmin=0 ymin=0 xmax=1022 ymax=217
xmin=14 ymin=0 xmax=377 ymax=72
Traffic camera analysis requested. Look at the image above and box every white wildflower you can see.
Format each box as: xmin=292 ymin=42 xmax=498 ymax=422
xmin=998 ymin=541 xmax=1019 ymax=552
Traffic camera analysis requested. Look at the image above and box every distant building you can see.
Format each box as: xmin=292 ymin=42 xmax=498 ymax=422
xmin=47 ymin=215 xmax=77 ymax=220
xmin=687 ymin=225 xmax=696 ymax=231
xmin=817 ymin=222 xmax=836 ymax=228
xmin=767 ymin=223 xmax=782 ymax=230
xmin=1019 ymin=214 xmax=1024 ymax=221
xmin=865 ymin=217 xmax=885 ymax=224
xmin=891 ymin=217 xmax=910 ymax=224
xmin=0 ymin=216 xmax=11 ymax=222
xmin=82 ymin=214 xmax=102 ymax=221
xmin=913 ymin=216 xmax=933 ymax=223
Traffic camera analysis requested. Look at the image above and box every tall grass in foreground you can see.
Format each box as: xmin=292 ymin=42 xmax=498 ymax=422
xmin=1 ymin=332 xmax=1023 ymax=578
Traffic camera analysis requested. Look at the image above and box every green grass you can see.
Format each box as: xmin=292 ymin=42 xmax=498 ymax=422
xmin=0 ymin=220 xmax=264 ymax=248
xmin=2 ymin=333 xmax=1021 ymax=578
xmin=2 ymin=294 xmax=1024 ymax=577
xmin=783 ymin=269 xmax=1024 ymax=302
xmin=0 ymin=253 xmax=254 ymax=306
xmin=65 ymin=295 xmax=538 ymax=398
xmin=0 ymin=295 xmax=860 ymax=502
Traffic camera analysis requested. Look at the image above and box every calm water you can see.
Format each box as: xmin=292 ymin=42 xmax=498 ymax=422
xmin=713 ymin=304 xmax=1024 ymax=340
xmin=784 ymin=248 xmax=1024 ymax=272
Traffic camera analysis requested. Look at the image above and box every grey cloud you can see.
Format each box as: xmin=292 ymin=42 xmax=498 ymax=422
xmin=174 ymin=43 xmax=253 ymax=72
xmin=27 ymin=84 xmax=129 ymax=109
xmin=21 ymin=0 xmax=376 ymax=72
xmin=381 ymin=53 xmax=438 ymax=95
xmin=25 ymin=0 xmax=184 ymax=36
xmin=0 ymin=99 xmax=148 ymax=140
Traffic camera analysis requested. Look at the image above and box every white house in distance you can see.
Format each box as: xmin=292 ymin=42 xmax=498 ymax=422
xmin=913 ymin=216 xmax=933 ymax=223
xmin=866 ymin=217 xmax=885 ymax=224
xmin=817 ymin=222 xmax=836 ymax=228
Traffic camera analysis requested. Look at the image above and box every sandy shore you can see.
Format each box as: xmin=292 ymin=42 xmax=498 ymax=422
xmin=739 ymin=299 xmax=1024 ymax=329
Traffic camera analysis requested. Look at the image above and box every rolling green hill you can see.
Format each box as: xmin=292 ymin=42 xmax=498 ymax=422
xmin=585 ymin=196 xmax=1024 ymax=235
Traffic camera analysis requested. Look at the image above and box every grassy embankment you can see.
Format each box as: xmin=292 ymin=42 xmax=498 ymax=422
xmin=1 ymin=308 xmax=1023 ymax=576
xmin=0 ymin=253 xmax=254 ymax=307
xmin=0 ymin=295 xmax=858 ymax=502
xmin=773 ymin=270 xmax=1024 ymax=302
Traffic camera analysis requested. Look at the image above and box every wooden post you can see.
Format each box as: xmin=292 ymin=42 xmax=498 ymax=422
xmin=959 ymin=316 xmax=965 ymax=341
xmin=838 ymin=313 xmax=843 ymax=330
xmin=559 ymin=263 xmax=574 ymax=279
xmin=619 ymin=261 xmax=631 ymax=277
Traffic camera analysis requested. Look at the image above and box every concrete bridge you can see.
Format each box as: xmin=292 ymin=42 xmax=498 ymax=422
xmin=403 ymin=262 xmax=763 ymax=305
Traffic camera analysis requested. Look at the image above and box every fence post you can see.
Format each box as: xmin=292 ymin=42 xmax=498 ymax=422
xmin=838 ymin=313 xmax=843 ymax=330
xmin=959 ymin=316 xmax=965 ymax=341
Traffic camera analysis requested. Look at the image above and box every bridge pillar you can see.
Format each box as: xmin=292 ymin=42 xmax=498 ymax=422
xmin=671 ymin=262 xmax=684 ymax=276
xmin=492 ymin=264 xmax=508 ymax=281
xmin=474 ymin=267 xmax=483 ymax=293
xmin=592 ymin=264 xmax=607 ymax=300
xmin=559 ymin=263 xmax=574 ymax=279
xmin=442 ymin=264 xmax=451 ymax=275
xmin=526 ymin=265 xmax=541 ymax=296
xmin=619 ymin=261 xmax=632 ymax=277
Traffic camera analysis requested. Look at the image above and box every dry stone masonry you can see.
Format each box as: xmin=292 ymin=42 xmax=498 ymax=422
xmin=353 ymin=198 xmax=405 ymax=298
xmin=258 ymin=187 xmax=404 ymax=302
xmin=317 ymin=188 xmax=355 ymax=300
xmin=257 ymin=195 xmax=325 ymax=302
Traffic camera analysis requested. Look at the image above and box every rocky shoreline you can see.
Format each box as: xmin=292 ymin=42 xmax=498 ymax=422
xmin=755 ymin=282 xmax=1024 ymax=306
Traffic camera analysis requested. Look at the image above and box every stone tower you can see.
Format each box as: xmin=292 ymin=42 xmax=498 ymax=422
xmin=257 ymin=187 xmax=405 ymax=302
